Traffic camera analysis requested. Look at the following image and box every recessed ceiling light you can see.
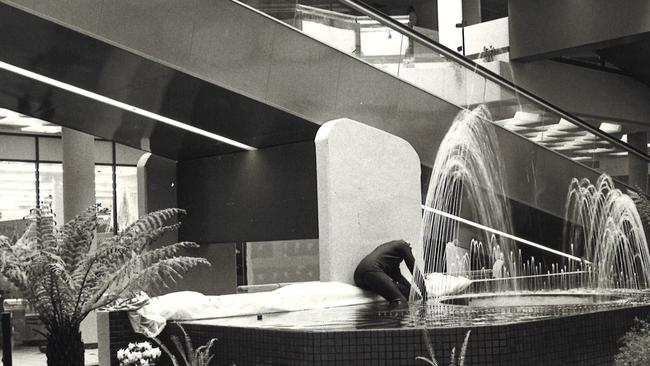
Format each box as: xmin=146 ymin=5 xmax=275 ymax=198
xmin=0 ymin=60 xmax=256 ymax=151
xmin=599 ymin=122 xmax=621 ymax=134
xmin=21 ymin=125 xmax=62 ymax=134
xmin=513 ymin=111 xmax=542 ymax=125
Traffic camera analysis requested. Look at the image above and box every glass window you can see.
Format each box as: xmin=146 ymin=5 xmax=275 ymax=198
xmin=0 ymin=135 xmax=36 ymax=160
xmin=116 ymin=166 xmax=138 ymax=232
xmin=0 ymin=161 xmax=37 ymax=222
xmin=95 ymin=165 xmax=114 ymax=234
xmin=38 ymin=163 xmax=64 ymax=225
xmin=243 ymin=239 xmax=319 ymax=285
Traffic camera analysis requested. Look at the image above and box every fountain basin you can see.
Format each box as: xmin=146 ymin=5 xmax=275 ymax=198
xmin=103 ymin=291 xmax=650 ymax=365
xmin=440 ymin=292 xmax=624 ymax=307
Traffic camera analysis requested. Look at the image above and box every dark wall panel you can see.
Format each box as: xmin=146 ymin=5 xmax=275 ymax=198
xmin=177 ymin=141 xmax=318 ymax=243
xmin=509 ymin=0 xmax=650 ymax=60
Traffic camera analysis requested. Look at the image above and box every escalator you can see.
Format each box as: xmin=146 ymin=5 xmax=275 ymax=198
xmin=231 ymin=0 xmax=650 ymax=219
xmin=0 ymin=0 xmax=649 ymax=245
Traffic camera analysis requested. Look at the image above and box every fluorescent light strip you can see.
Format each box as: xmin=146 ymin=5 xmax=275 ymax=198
xmin=421 ymin=205 xmax=590 ymax=264
xmin=0 ymin=60 xmax=256 ymax=151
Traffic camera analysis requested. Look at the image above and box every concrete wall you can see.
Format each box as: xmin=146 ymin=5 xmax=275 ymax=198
xmin=177 ymin=141 xmax=318 ymax=244
xmin=137 ymin=153 xmax=237 ymax=295
xmin=509 ymin=0 xmax=650 ymax=60
xmin=315 ymin=119 xmax=421 ymax=284
xmin=502 ymin=60 xmax=650 ymax=125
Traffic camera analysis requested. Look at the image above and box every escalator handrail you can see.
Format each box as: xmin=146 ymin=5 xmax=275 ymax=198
xmin=338 ymin=0 xmax=650 ymax=163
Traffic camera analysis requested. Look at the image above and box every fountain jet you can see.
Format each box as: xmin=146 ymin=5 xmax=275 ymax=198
xmin=410 ymin=105 xmax=515 ymax=301
xmin=564 ymin=174 xmax=650 ymax=289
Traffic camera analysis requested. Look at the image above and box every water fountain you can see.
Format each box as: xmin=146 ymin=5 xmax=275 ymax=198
xmin=410 ymin=105 xmax=516 ymax=302
xmin=104 ymin=108 xmax=650 ymax=366
xmin=414 ymin=105 xmax=650 ymax=302
xmin=564 ymin=174 xmax=650 ymax=289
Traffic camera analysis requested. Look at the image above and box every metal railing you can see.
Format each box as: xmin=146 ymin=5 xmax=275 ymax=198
xmin=338 ymin=0 xmax=650 ymax=163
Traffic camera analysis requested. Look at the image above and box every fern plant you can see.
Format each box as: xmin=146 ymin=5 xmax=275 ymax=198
xmin=153 ymin=323 xmax=218 ymax=366
xmin=416 ymin=330 xmax=471 ymax=366
xmin=0 ymin=206 xmax=210 ymax=366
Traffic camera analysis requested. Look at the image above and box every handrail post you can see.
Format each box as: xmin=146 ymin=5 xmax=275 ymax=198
xmin=1 ymin=312 xmax=12 ymax=366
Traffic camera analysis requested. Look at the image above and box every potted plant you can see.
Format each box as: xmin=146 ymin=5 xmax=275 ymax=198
xmin=0 ymin=206 xmax=210 ymax=366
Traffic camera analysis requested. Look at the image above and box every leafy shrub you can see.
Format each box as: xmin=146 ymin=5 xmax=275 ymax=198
xmin=615 ymin=318 xmax=650 ymax=366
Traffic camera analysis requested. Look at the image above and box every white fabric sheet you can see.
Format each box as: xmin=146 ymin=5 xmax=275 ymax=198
xmin=128 ymin=281 xmax=383 ymax=337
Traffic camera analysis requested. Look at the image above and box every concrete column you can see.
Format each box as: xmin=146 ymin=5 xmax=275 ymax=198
xmin=462 ymin=0 xmax=482 ymax=25
xmin=627 ymin=132 xmax=648 ymax=192
xmin=437 ymin=0 xmax=463 ymax=52
xmin=62 ymin=127 xmax=97 ymax=345
xmin=62 ymin=127 xmax=96 ymax=221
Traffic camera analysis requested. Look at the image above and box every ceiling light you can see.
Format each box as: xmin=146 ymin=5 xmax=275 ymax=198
xmin=513 ymin=111 xmax=542 ymax=125
xmin=599 ymin=122 xmax=621 ymax=134
xmin=572 ymin=156 xmax=592 ymax=161
xmin=0 ymin=60 xmax=257 ymax=151
xmin=21 ymin=125 xmax=62 ymax=134
xmin=556 ymin=118 xmax=578 ymax=131
xmin=574 ymin=147 xmax=616 ymax=154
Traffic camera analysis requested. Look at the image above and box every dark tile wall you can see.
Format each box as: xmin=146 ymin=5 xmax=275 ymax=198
xmin=106 ymin=305 xmax=650 ymax=366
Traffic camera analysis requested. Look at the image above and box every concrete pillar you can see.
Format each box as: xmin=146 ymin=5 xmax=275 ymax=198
xmin=62 ymin=127 xmax=96 ymax=221
xmin=437 ymin=0 xmax=463 ymax=52
xmin=627 ymin=132 xmax=648 ymax=192
xmin=315 ymin=118 xmax=422 ymax=284
xmin=137 ymin=153 xmax=177 ymax=217
xmin=136 ymin=153 xmax=236 ymax=295
xmin=61 ymin=127 xmax=97 ymax=345
xmin=462 ymin=0 xmax=482 ymax=25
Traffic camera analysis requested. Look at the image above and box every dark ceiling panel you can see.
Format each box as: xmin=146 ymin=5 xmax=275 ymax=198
xmin=0 ymin=1 xmax=319 ymax=160
xmin=597 ymin=38 xmax=650 ymax=88
xmin=0 ymin=69 xmax=243 ymax=160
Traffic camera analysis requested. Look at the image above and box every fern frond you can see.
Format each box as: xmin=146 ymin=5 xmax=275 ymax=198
xmin=450 ymin=347 xmax=457 ymax=366
xmin=118 ymin=209 xmax=185 ymax=249
xmin=422 ymin=329 xmax=437 ymax=365
xmin=132 ymin=222 xmax=182 ymax=251
xmin=83 ymin=256 xmax=209 ymax=314
xmin=458 ymin=330 xmax=471 ymax=366
xmin=194 ymin=337 xmax=218 ymax=366
xmin=0 ymin=237 xmax=30 ymax=291
xmin=178 ymin=323 xmax=195 ymax=364
xmin=80 ymin=242 xmax=198 ymax=310
xmin=170 ymin=334 xmax=191 ymax=366
xmin=152 ymin=336 xmax=180 ymax=366
xmin=33 ymin=209 xmax=57 ymax=251
xmin=415 ymin=357 xmax=438 ymax=366
xmin=58 ymin=206 xmax=97 ymax=272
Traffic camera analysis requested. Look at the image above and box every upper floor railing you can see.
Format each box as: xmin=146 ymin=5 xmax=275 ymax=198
xmin=235 ymin=0 xmax=650 ymax=192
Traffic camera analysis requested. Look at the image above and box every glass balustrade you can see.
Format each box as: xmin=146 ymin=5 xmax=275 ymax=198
xmin=234 ymin=0 xmax=649 ymax=193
